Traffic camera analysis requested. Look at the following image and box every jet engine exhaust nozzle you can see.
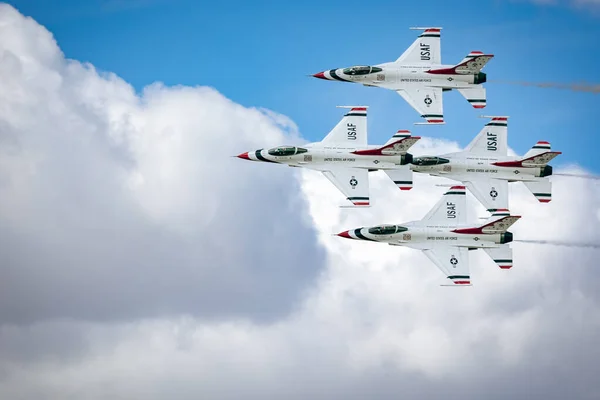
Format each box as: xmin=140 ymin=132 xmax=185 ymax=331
xmin=500 ymin=231 xmax=514 ymax=244
xmin=540 ymin=165 xmax=553 ymax=177
xmin=474 ymin=72 xmax=487 ymax=84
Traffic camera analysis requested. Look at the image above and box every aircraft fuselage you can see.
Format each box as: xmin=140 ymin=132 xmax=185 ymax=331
xmin=240 ymin=144 xmax=412 ymax=171
xmin=318 ymin=63 xmax=486 ymax=91
xmin=410 ymin=152 xmax=552 ymax=183
xmin=340 ymin=222 xmax=512 ymax=249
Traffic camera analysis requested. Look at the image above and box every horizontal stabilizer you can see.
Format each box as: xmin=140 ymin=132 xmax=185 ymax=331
xmin=483 ymin=246 xmax=514 ymax=269
xmin=384 ymin=167 xmax=413 ymax=190
xmin=523 ymin=179 xmax=552 ymax=203
xmin=457 ymin=87 xmax=487 ymax=109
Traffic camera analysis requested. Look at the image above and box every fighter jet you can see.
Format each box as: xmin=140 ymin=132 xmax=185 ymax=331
xmin=336 ymin=186 xmax=521 ymax=285
xmin=312 ymin=27 xmax=493 ymax=125
xmin=235 ymin=106 xmax=420 ymax=207
xmin=403 ymin=116 xmax=562 ymax=211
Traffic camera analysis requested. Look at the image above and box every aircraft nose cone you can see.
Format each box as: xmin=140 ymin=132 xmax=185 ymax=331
xmin=312 ymin=71 xmax=327 ymax=80
xmin=337 ymin=230 xmax=351 ymax=239
xmin=236 ymin=152 xmax=250 ymax=160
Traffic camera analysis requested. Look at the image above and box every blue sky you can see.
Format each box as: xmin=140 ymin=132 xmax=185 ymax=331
xmin=10 ymin=0 xmax=600 ymax=171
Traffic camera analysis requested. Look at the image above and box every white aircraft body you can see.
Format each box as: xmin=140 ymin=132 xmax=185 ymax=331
xmin=312 ymin=27 xmax=493 ymax=125
xmin=236 ymin=106 xmax=420 ymax=207
xmin=404 ymin=116 xmax=562 ymax=211
xmin=337 ymin=186 xmax=521 ymax=285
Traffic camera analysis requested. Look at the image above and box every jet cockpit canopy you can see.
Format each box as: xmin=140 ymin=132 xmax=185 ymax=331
xmin=267 ymin=146 xmax=308 ymax=157
xmin=342 ymin=65 xmax=383 ymax=76
xmin=368 ymin=225 xmax=408 ymax=235
xmin=411 ymin=156 xmax=450 ymax=166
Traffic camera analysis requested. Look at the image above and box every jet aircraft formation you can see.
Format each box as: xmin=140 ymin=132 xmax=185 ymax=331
xmin=236 ymin=27 xmax=561 ymax=286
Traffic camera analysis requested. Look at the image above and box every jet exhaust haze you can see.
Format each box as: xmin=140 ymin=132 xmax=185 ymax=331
xmin=553 ymin=173 xmax=600 ymax=181
xmin=490 ymin=80 xmax=600 ymax=94
xmin=515 ymin=240 xmax=600 ymax=249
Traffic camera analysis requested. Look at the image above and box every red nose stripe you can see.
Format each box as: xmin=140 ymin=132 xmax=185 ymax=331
xmin=337 ymin=230 xmax=351 ymax=238
xmin=312 ymin=72 xmax=327 ymax=80
xmin=237 ymin=152 xmax=250 ymax=160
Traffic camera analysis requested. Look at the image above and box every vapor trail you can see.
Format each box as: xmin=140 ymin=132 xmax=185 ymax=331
xmin=515 ymin=239 xmax=600 ymax=249
xmin=489 ymin=80 xmax=600 ymax=94
xmin=553 ymin=173 xmax=600 ymax=181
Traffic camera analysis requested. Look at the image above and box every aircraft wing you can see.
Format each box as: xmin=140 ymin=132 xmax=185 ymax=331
xmin=396 ymin=87 xmax=444 ymax=124
xmin=423 ymin=246 xmax=471 ymax=285
xmin=321 ymin=168 xmax=370 ymax=207
xmin=464 ymin=178 xmax=509 ymax=211
xmin=395 ymin=28 xmax=441 ymax=65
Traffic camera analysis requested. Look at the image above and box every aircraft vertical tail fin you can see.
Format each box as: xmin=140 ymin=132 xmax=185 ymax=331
xmin=321 ymin=106 xmax=368 ymax=146
xmin=483 ymin=246 xmax=514 ymax=269
xmin=395 ymin=27 xmax=442 ymax=64
xmin=421 ymin=185 xmax=467 ymax=226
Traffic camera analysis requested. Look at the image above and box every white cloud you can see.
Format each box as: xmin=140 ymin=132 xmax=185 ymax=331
xmin=1 ymin=3 xmax=600 ymax=400
xmin=0 ymin=3 xmax=324 ymax=325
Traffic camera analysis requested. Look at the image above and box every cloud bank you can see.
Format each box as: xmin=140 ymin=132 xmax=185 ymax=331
xmin=0 ymin=3 xmax=599 ymax=399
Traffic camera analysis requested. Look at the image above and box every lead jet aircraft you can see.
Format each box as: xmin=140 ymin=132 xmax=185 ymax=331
xmin=312 ymin=27 xmax=493 ymax=125
xmin=403 ymin=116 xmax=562 ymax=211
xmin=235 ymin=106 xmax=420 ymax=207
xmin=336 ymin=186 xmax=521 ymax=285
